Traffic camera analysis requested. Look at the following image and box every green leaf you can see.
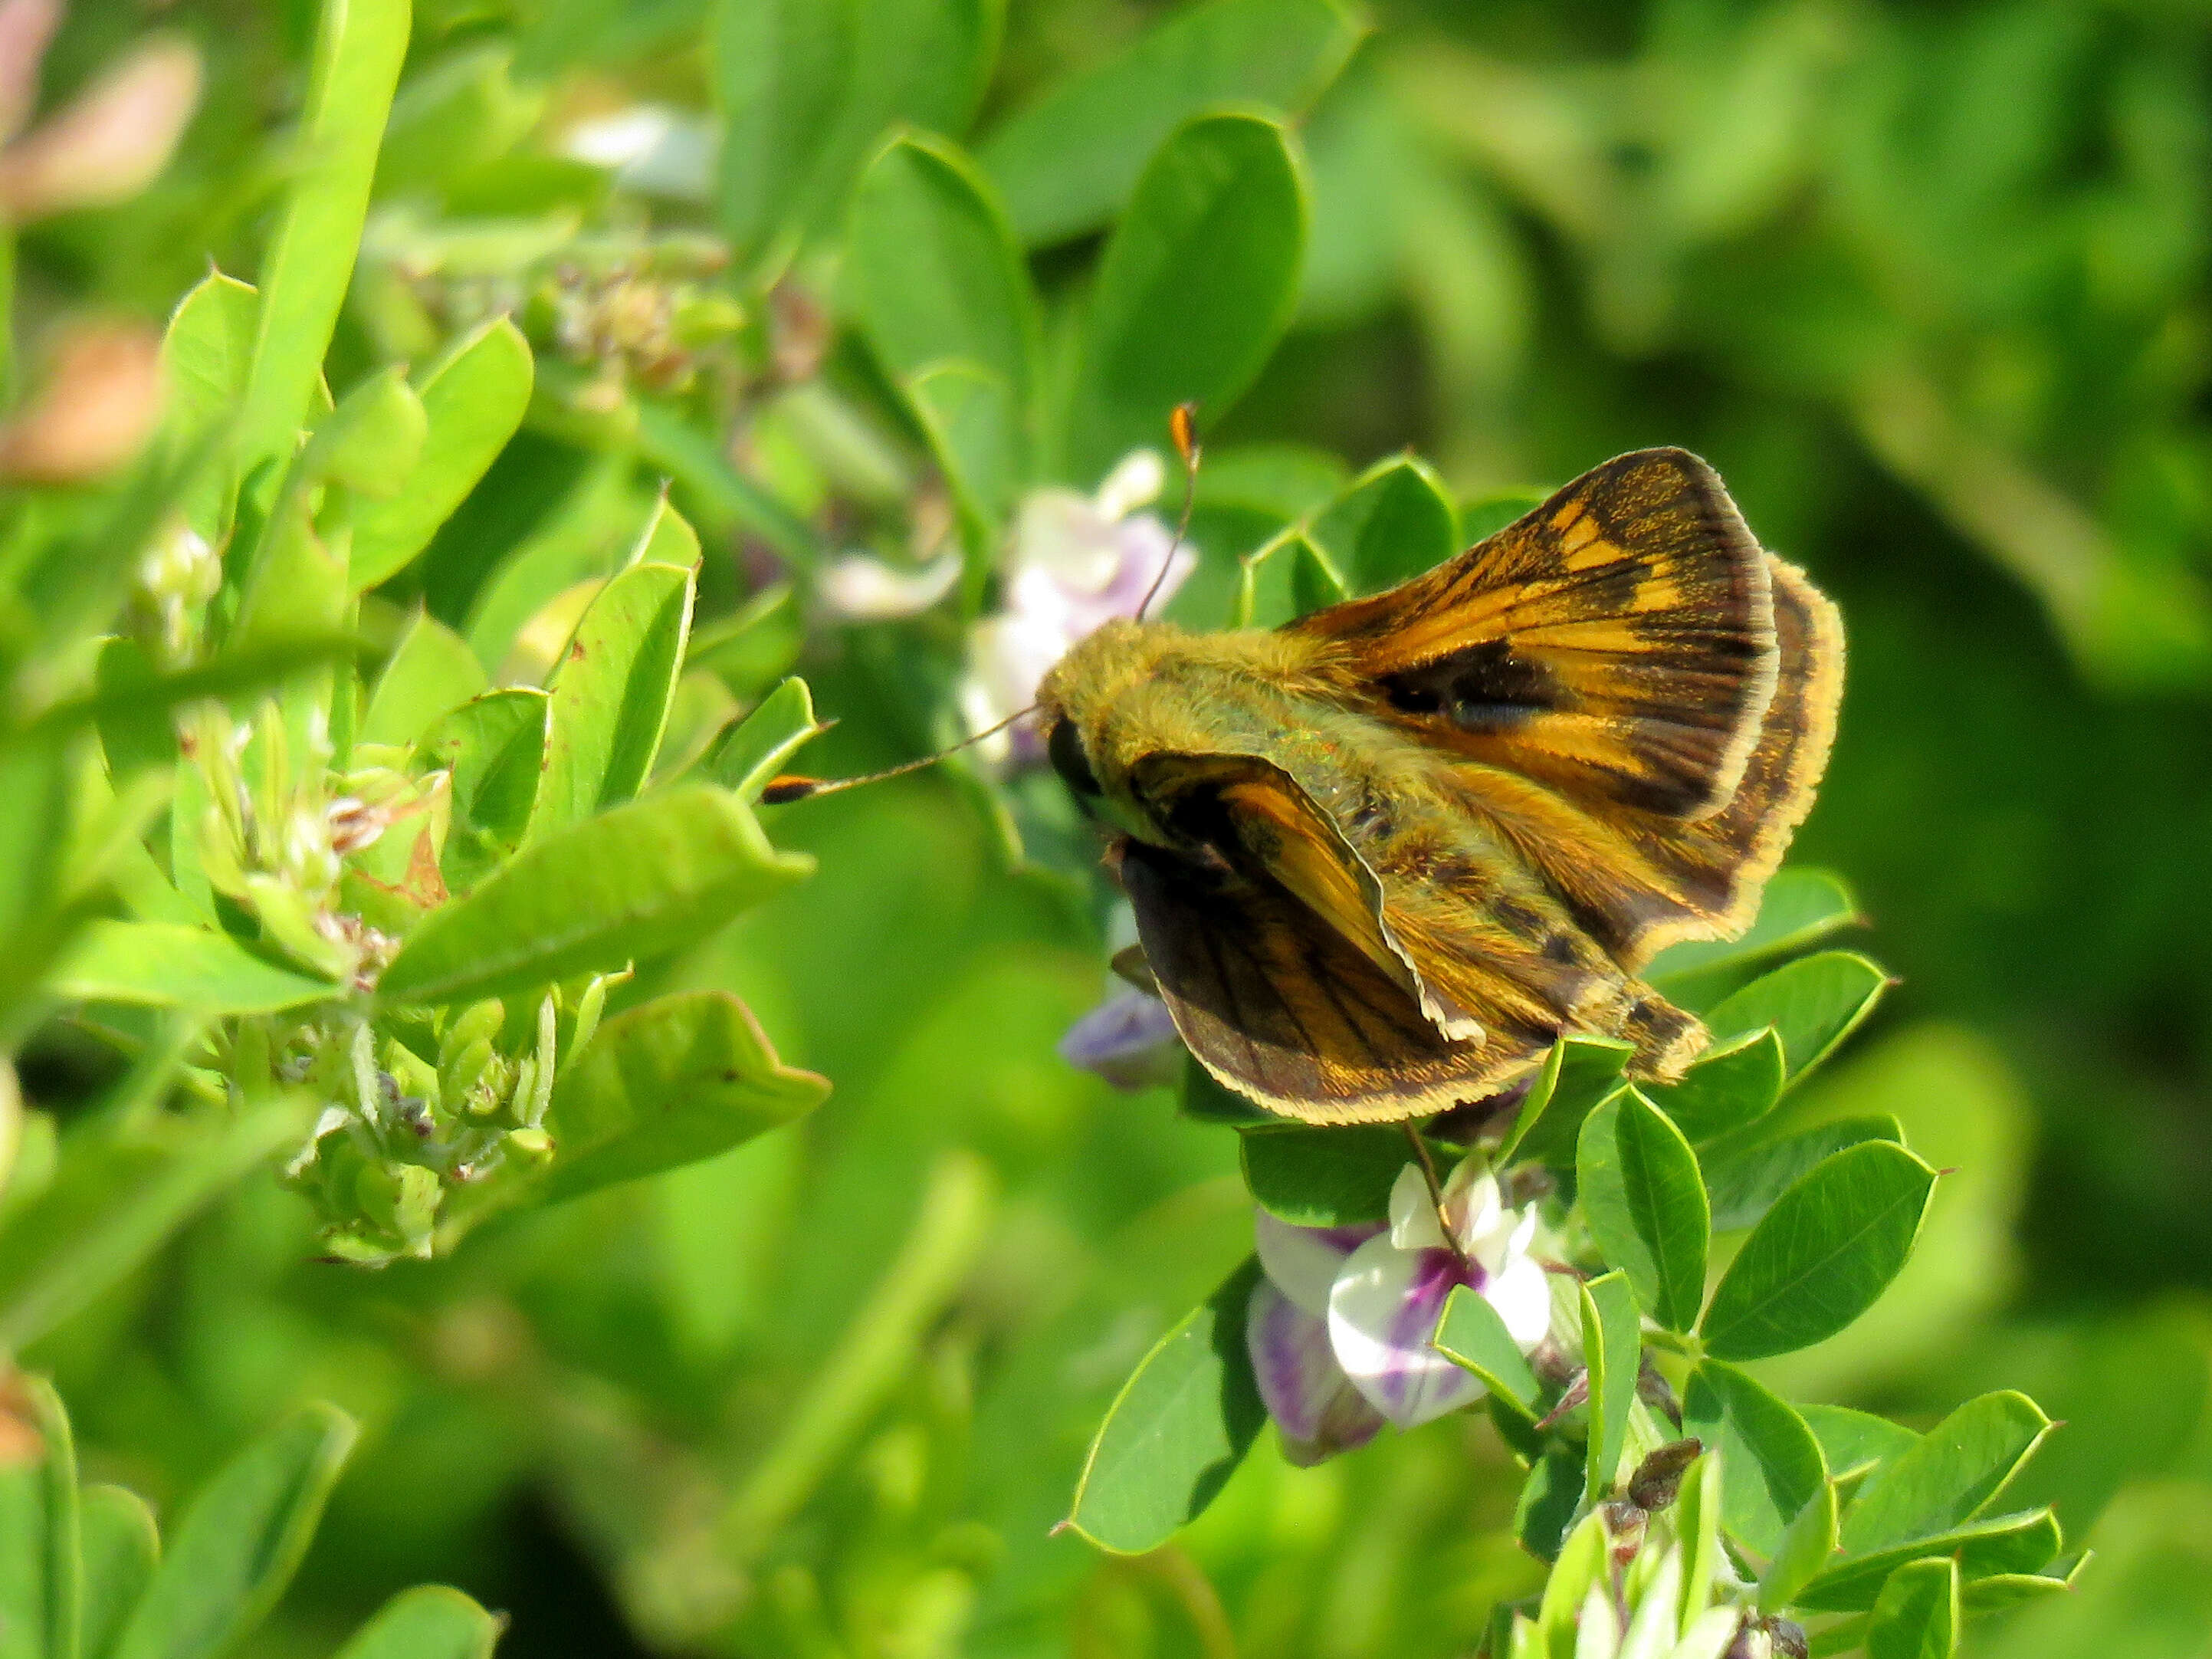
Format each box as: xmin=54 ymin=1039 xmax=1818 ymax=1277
xmin=1515 ymin=1447 xmax=1587 ymax=1567
xmin=711 ymin=0 xmax=849 ymax=267
xmin=847 ymin=132 xmax=1036 ymax=403
xmin=1699 ymin=1142 xmax=1936 ymax=1361
xmin=1955 ymin=1556 xmax=2086 ymax=1613
xmin=908 ymin=361 xmax=1022 ymax=533
xmin=378 ymin=786 xmax=812 ymax=1007
xmin=1866 ymin=1558 xmax=1958 ymax=1659
xmin=349 ymin=318 xmax=533 ymax=589
xmin=1536 ymin=1508 xmax=1610 ymax=1649
xmin=1675 ymin=1444 xmax=1726 ymax=1629
xmin=1704 ymin=1116 xmax=1904 ymax=1234
xmin=0 ymin=1099 xmax=310 ymax=1352
xmin=980 ymin=0 xmax=1363 ymax=246
xmin=237 ymin=0 xmax=410 ymax=477
xmin=330 ymin=1587 xmax=502 ymax=1659
xmin=1309 ymin=455 xmax=1459 ymax=595
xmin=1577 ymin=1089 xmax=1708 ymax=1330
xmin=1236 ymin=529 xmax=1345 ymax=629
xmin=1501 ymin=1036 xmax=1633 ymax=1168
xmin=1801 ymin=1405 xmax=1919 ymax=1486
xmin=1841 ymin=1392 xmax=2054 ymax=1555
xmin=1703 ymin=951 xmax=1890 ymax=1082
xmin=1649 ymin=869 xmax=1862 ymax=984
xmin=307 ymin=366 xmax=425 ymax=497
xmin=703 ymin=677 xmax=829 ymax=802
xmin=1461 ymin=490 xmax=1547 ymax=544
xmin=1643 ymin=1028 xmax=1786 ymax=1144
xmin=1683 ymin=1360 xmax=1827 ymax=1557
xmin=160 ymin=271 xmax=258 ymax=540
xmin=1240 ymin=1125 xmax=1410 ymax=1227
xmin=530 ymin=559 xmax=695 ymax=838
xmin=1065 ymin=1257 xmax=1265 ymax=1553
xmin=1433 ymin=1283 xmax=1541 ymax=1414
xmin=1581 ymin=1270 xmax=1640 ymax=1503
xmin=53 ymin=921 xmax=343 ymax=1013
xmin=545 ymin=990 xmax=830 ymax=1201
xmin=0 ymin=1377 xmax=77 ymax=1659
xmin=1063 ymin=112 xmax=1307 ymax=485
xmin=1759 ymin=1479 xmax=1840 ymax=1614
xmin=1796 ymin=1508 xmax=2063 ymax=1614
xmin=361 ymin=611 xmax=486 ymax=749
xmin=78 ymin=1487 xmax=159 ymax=1659
xmin=113 ymin=1405 xmax=356 ymax=1659
xmin=418 ymin=689 xmax=547 ymax=892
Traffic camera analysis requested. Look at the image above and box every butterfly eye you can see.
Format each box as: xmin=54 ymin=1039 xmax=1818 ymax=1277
xmin=1048 ymin=718 xmax=1103 ymax=797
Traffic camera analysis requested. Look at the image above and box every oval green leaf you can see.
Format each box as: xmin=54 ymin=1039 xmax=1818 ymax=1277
xmin=80 ymin=1483 xmax=160 ymax=1659
xmin=1310 ymin=455 xmax=1458 ymax=594
xmin=1704 ymin=1115 xmax=1904 ymax=1234
xmin=378 ymin=785 xmax=812 ymax=1007
xmin=1643 ymin=1027 xmax=1786 ymax=1144
xmin=1703 ymin=951 xmax=1891 ymax=1082
xmin=1239 ymin=1124 xmax=1410 ymax=1227
xmin=1577 ymin=1089 xmax=1709 ymax=1330
xmin=1063 ymin=111 xmax=1306 ymax=485
xmin=704 ymin=675 xmax=827 ymax=803
xmin=1797 ymin=1507 xmax=2063 ymax=1614
xmin=1648 ymin=868 xmax=1862 ymax=984
xmin=361 ymin=610 xmax=486 ymax=749
xmin=1433 ymin=1282 xmax=1541 ymax=1415
xmin=1580 ymin=1270 xmax=1640 ymax=1503
xmin=112 ymin=1405 xmax=357 ymax=1659
xmin=980 ymin=0 xmax=1362 ymax=246
xmin=1699 ymin=1141 xmax=1937 ymax=1361
xmin=546 ymin=990 xmax=830 ymax=1201
xmin=1841 ymin=1391 xmax=2054 ymax=1555
xmin=331 ymin=1586 xmax=503 ymax=1659
xmin=1065 ymin=1258 xmax=1266 ymax=1554
xmin=53 ymin=921 xmax=343 ymax=1013
xmin=418 ymin=688 xmax=548 ymax=893
xmin=1683 ymin=1360 xmax=1826 ymax=1557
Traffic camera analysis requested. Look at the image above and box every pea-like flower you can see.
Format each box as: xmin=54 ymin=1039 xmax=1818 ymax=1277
xmin=1246 ymin=1156 xmax=1552 ymax=1463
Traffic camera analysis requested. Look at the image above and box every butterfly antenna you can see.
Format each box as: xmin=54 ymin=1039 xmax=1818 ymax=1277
xmin=761 ymin=701 xmax=1038 ymax=804
xmin=1137 ymin=401 xmax=1203 ymax=620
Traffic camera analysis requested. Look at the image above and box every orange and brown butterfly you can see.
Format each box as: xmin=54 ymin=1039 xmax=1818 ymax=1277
xmin=1031 ymin=446 xmax=1843 ymax=1125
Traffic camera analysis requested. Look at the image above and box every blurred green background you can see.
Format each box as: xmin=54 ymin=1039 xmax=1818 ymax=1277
xmin=12 ymin=0 xmax=2212 ymax=1654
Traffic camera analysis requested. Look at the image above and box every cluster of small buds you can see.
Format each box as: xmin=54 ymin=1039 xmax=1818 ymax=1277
xmin=277 ymin=982 xmax=606 ymax=1266
xmin=544 ymin=257 xmax=746 ymax=406
xmin=130 ymin=519 xmax=222 ymax=664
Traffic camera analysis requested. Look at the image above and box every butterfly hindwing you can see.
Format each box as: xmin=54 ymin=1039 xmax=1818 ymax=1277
xmin=1292 ymin=448 xmax=1780 ymax=822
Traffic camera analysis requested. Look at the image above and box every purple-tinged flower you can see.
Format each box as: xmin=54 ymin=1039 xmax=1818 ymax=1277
xmin=1057 ymin=986 xmax=1183 ymax=1091
xmin=1246 ymin=1157 xmax=1552 ymax=1460
xmin=961 ymin=450 xmax=1194 ymax=765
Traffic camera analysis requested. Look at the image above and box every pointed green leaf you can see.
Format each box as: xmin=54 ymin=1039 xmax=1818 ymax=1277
xmin=113 ymin=1405 xmax=356 ymax=1659
xmin=1797 ymin=1508 xmax=2063 ymax=1613
xmin=418 ymin=688 xmax=547 ymax=893
xmin=545 ymin=990 xmax=829 ymax=1201
xmin=1700 ymin=1142 xmax=1936 ymax=1361
xmin=1866 ymin=1557 xmax=1958 ymax=1659
xmin=1649 ymin=869 xmax=1862 ymax=984
xmin=711 ymin=0 xmax=848 ymax=265
xmin=1577 ymin=1089 xmax=1708 ymax=1330
xmin=1513 ymin=1447 xmax=1584 ymax=1565
xmin=1064 ymin=112 xmax=1307 ymax=485
xmin=1643 ymin=1027 xmax=1785 ymax=1143
xmin=1236 ymin=528 xmax=1344 ymax=628
xmin=1240 ymin=1125 xmax=1413 ymax=1227
xmin=238 ymin=0 xmax=410 ymax=476
xmin=1537 ymin=1507 xmax=1610 ymax=1648
xmin=980 ymin=0 xmax=1363 ymax=246
xmin=0 ymin=1377 xmax=77 ymax=1659
xmin=909 ymin=361 xmax=1022 ymax=531
xmin=307 ymin=367 xmax=425 ymax=497
xmin=378 ymin=786 xmax=812 ymax=1006
xmin=531 ymin=559 xmax=695 ymax=837
xmin=361 ymin=612 xmax=486 ymax=749
xmin=350 ymin=317 xmax=533 ymax=589
xmin=53 ymin=922 xmax=343 ymax=1013
xmin=159 ymin=271 xmax=258 ymax=540
xmin=1704 ymin=1116 xmax=1903 ymax=1234
xmin=1841 ymin=1392 xmax=2054 ymax=1554
xmin=702 ymin=677 xmax=827 ymax=802
xmin=1581 ymin=1270 xmax=1640 ymax=1503
xmin=1683 ymin=1361 xmax=1826 ymax=1556
xmin=1675 ymin=1445 xmax=1726 ymax=1629
xmin=1310 ymin=455 xmax=1458 ymax=594
xmin=1434 ymin=1283 xmax=1541 ymax=1413
xmin=78 ymin=1487 xmax=159 ymax=1659
xmin=1065 ymin=1258 xmax=1265 ymax=1553
xmin=1704 ymin=951 xmax=1889 ymax=1082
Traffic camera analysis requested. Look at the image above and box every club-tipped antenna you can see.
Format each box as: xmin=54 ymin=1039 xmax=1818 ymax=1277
xmin=1137 ymin=401 xmax=1203 ymax=620
xmin=761 ymin=701 xmax=1038 ymax=805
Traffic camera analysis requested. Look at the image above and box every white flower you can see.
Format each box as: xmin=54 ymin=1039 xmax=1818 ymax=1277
xmin=961 ymin=449 xmax=1194 ymax=763
xmin=1246 ymin=1157 xmax=1553 ymax=1460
